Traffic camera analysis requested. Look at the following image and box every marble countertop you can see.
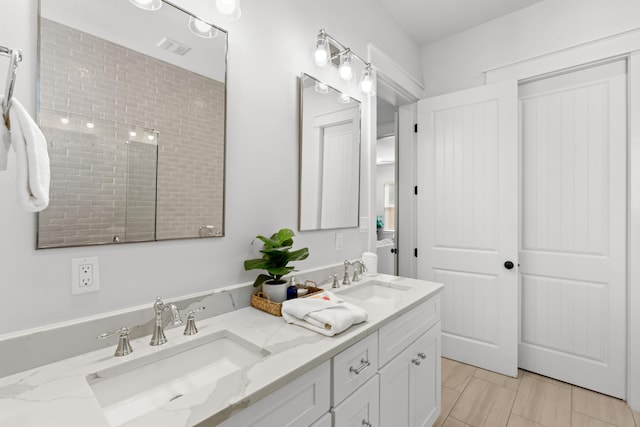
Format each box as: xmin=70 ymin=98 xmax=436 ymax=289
xmin=0 ymin=274 xmax=443 ymax=427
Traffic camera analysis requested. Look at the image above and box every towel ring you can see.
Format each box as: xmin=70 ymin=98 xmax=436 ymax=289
xmin=1 ymin=46 xmax=23 ymax=128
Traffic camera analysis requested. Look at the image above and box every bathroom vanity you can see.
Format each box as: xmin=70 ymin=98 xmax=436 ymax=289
xmin=0 ymin=274 xmax=442 ymax=426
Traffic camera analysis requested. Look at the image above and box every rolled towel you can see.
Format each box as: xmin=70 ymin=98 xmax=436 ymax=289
xmin=281 ymin=291 xmax=367 ymax=337
xmin=362 ymin=252 xmax=378 ymax=276
xmin=8 ymin=98 xmax=50 ymax=212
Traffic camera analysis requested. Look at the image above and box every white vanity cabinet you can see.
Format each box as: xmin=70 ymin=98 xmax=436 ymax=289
xmin=215 ymin=360 xmax=330 ymax=427
xmin=214 ymin=294 xmax=441 ymax=427
xmin=380 ymin=323 xmax=441 ymax=427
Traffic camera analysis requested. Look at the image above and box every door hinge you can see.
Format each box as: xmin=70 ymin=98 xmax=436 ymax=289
xmin=414 ymin=186 xmax=418 ymax=195
xmin=414 ymin=123 xmax=418 ymax=133
xmin=414 ymin=248 xmax=418 ymax=258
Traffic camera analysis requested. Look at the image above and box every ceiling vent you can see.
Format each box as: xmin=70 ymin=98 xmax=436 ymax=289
xmin=156 ymin=38 xmax=191 ymax=56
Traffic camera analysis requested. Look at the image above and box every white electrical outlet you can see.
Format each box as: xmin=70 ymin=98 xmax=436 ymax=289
xmin=335 ymin=232 xmax=344 ymax=251
xmin=71 ymin=256 xmax=100 ymax=295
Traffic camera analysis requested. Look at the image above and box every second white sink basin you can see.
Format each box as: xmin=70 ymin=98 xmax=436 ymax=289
xmin=86 ymin=329 xmax=268 ymax=426
xmin=339 ymin=280 xmax=410 ymax=304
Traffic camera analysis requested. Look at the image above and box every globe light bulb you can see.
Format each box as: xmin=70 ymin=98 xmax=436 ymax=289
xmin=128 ymin=0 xmax=162 ymax=11
xmin=339 ymin=51 xmax=353 ymax=81
xmin=216 ymin=0 xmax=241 ymax=20
xmin=314 ymin=33 xmax=330 ymax=67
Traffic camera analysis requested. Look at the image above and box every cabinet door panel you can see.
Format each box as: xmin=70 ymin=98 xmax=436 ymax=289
xmin=310 ymin=412 xmax=332 ymax=427
xmin=379 ymin=344 xmax=413 ymax=426
xmin=413 ymin=323 xmax=441 ymax=427
xmin=333 ymin=375 xmax=380 ymax=427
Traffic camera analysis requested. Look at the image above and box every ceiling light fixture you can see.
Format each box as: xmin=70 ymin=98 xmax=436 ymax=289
xmin=312 ymin=29 xmax=376 ymax=95
xmin=188 ymin=16 xmax=219 ymax=38
xmin=337 ymin=93 xmax=352 ymax=104
xmin=215 ymin=0 xmax=241 ymax=21
xmin=128 ymin=0 xmax=162 ymax=11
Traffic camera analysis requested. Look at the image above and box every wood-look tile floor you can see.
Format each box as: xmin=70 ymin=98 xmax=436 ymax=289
xmin=436 ymin=358 xmax=640 ymax=427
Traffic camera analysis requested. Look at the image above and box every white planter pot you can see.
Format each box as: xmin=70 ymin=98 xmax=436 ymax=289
xmin=263 ymin=279 xmax=288 ymax=303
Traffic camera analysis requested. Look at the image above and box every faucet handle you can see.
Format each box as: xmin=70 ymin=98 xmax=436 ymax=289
xmin=183 ymin=307 xmax=206 ymax=336
xmin=98 ymin=326 xmax=133 ymax=357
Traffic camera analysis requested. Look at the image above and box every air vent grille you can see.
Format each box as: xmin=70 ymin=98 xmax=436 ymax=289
xmin=156 ymin=38 xmax=191 ymax=56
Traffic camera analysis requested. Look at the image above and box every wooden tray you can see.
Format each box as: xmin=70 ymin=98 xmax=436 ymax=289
xmin=251 ymin=281 xmax=323 ymax=317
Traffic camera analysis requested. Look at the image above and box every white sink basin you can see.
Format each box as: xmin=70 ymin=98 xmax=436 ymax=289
xmin=86 ymin=330 xmax=268 ymax=426
xmin=339 ymin=280 xmax=410 ymax=304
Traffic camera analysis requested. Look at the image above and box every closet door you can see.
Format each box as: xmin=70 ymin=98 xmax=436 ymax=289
xmin=417 ymin=81 xmax=519 ymax=377
xmin=519 ymin=60 xmax=627 ymax=398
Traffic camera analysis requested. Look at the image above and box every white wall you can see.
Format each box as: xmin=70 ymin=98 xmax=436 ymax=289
xmin=421 ymin=0 xmax=640 ymax=96
xmin=0 ymin=0 xmax=422 ymax=334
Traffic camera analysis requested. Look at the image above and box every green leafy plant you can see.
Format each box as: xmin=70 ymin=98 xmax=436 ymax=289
xmin=244 ymin=228 xmax=309 ymax=287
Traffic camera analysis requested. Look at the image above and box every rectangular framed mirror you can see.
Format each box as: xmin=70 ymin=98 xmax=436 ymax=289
xmin=36 ymin=0 xmax=227 ymax=248
xmin=298 ymin=73 xmax=361 ymax=231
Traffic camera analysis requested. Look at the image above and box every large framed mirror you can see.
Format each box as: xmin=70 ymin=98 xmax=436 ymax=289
xmin=36 ymin=0 xmax=227 ymax=248
xmin=299 ymin=74 xmax=361 ymax=231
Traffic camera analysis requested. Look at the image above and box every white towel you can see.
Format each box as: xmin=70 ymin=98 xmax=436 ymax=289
xmin=7 ymin=98 xmax=50 ymax=212
xmin=362 ymin=252 xmax=378 ymax=276
xmin=281 ymin=291 xmax=367 ymax=336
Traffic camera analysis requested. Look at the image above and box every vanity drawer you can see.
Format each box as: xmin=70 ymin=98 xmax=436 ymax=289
xmin=332 ymin=332 xmax=378 ymax=405
xmin=332 ymin=374 xmax=379 ymax=427
xmin=378 ymin=295 xmax=440 ymax=367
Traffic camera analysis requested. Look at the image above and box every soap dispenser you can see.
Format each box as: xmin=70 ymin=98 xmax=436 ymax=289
xmin=286 ymin=276 xmax=298 ymax=300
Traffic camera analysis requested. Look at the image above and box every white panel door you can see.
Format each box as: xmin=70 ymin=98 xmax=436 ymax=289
xmin=417 ymin=81 xmax=519 ymax=376
xmin=519 ymin=60 xmax=627 ymax=398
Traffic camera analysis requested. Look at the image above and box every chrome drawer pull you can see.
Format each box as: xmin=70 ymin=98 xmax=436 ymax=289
xmin=418 ymin=352 xmax=426 ymax=360
xmin=362 ymin=420 xmax=373 ymax=427
xmin=412 ymin=358 xmax=421 ymax=366
xmin=349 ymin=358 xmax=371 ymax=375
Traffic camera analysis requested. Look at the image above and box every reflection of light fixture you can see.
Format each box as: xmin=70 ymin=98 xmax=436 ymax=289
xmin=147 ymin=134 xmax=155 ymax=141
xmin=337 ymin=93 xmax=351 ymax=104
xmin=359 ymin=64 xmax=375 ymax=95
xmin=314 ymin=81 xmax=329 ymax=94
xmin=312 ymin=29 xmax=375 ymax=95
xmin=339 ymin=50 xmax=353 ymax=81
xmin=86 ymin=122 xmax=95 ymax=129
xmin=128 ymin=0 xmax=162 ymax=11
xmin=60 ymin=117 xmax=69 ymax=125
xmin=188 ymin=16 xmax=219 ymax=38
xmin=313 ymin=30 xmax=330 ymax=67
xmin=129 ymin=131 xmax=137 ymax=137
xmin=216 ymin=0 xmax=241 ymax=20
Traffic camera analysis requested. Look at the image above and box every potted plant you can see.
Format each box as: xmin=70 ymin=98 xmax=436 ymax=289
xmin=244 ymin=228 xmax=309 ymax=302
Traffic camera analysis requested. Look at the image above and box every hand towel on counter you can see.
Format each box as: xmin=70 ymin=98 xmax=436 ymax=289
xmin=281 ymin=291 xmax=367 ymax=337
xmin=7 ymin=98 xmax=50 ymax=211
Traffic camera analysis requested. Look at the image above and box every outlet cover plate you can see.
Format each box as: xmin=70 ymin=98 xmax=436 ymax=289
xmin=71 ymin=256 xmax=100 ymax=295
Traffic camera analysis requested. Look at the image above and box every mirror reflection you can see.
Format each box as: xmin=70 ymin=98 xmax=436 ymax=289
xmin=37 ymin=0 xmax=227 ymax=248
xmin=299 ymin=74 xmax=361 ymax=231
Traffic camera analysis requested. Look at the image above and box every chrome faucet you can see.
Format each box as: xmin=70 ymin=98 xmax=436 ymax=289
xmin=150 ymin=297 xmax=183 ymax=346
xmin=352 ymin=260 xmax=367 ymax=282
xmin=343 ymin=260 xmax=352 ymax=286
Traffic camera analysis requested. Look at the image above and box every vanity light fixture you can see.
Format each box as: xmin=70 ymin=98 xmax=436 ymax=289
xmin=188 ymin=16 xmax=219 ymax=38
xmin=215 ymin=0 xmax=242 ymax=21
xmin=359 ymin=64 xmax=375 ymax=96
xmin=314 ymin=30 xmax=330 ymax=67
xmin=338 ymin=49 xmax=353 ymax=81
xmin=128 ymin=0 xmax=162 ymax=11
xmin=312 ymin=29 xmax=376 ymax=95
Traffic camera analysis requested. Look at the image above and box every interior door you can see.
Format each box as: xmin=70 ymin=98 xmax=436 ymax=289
xmin=417 ymin=81 xmax=518 ymax=376
xmin=518 ymin=60 xmax=627 ymax=398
